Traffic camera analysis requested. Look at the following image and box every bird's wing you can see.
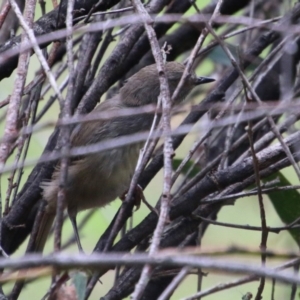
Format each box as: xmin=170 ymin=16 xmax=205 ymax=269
xmin=70 ymin=95 xmax=123 ymax=148
xmin=45 ymin=96 xmax=124 ymax=181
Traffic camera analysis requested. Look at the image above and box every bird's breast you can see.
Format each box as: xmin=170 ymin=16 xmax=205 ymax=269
xmin=66 ymin=142 xmax=143 ymax=212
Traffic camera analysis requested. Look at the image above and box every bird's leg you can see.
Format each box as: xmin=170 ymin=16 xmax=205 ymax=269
xmin=135 ymin=185 xmax=159 ymax=215
xmin=120 ymin=185 xmax=159 ymax=216
xmin=68 ymin=209 xmax=83 ymax=252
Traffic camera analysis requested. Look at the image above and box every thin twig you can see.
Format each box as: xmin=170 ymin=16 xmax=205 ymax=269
xmin=157 ymin=266 xmax=190 ymax=300
xmin=203 ymin=16 xmax=300 ymax=180
xmin=0 ymin=1 xmax=10 ymax=29
xmin=54 ymin=0 xmax=75 ymax=253
xmin=130 ymin=0 xmax=173 ymax=298
xmin=6 ymin=0 xmax=63 ymax=103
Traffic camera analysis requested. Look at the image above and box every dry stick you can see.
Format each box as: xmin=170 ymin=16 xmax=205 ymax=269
xmin=38 ymin=37 xmax=82 ymax=104
xmin=173 ymin=8 xmax=265 ymax=195
xmin=13 ymin=46 xmax=63 ymax=207
xmin=1 ymin=252 xmax=300 ymax=284
xmin=37 ymin=75 xmax=69 ymax=124
xmin=0 ymin=2 xmax=290 ymax=256
xmin=39 ymin=0 xmax=46 ymax=15
xmin=199 ymin=216 xmax=300 ymax=233
xmin=290 ymin=262 xmax=300 ymax=300
xmin=173 ymin=106 xmax=262 ymax=192
xmin=73 ymin=5 xmax=134 ymax=22
xmin=95 ymin=134 xmax=300 ymax=296
xmin=203 ymin=184 xmax=300 ymax=204
xmin=210 ymin=153 xmax=270 ymax=300
xmin=204 ymin=19 xmax=300 ymax=181
xmin=172 ymin=1 xmax=254 ymax=195
xmin=4 ymin=87 xmax=37 ymax=211
xmin=45 ymin=0 xmax=75 ymax=295
xmin=88 ymin=133 xmax=299 ymax=296
xmin=102 ymin=129 xmax=162 ymax=254
xmin=1 ymin=100 xmax=157 ymax=153
xmin=1 ymin=13 xmax=297 ymax=77
xmin=0 ymin=0 xmax=35 ymax=165
xmin=184 ymin=276 xmax=258 ymax=300
xmin=183 ymin=258 xmax=300 ymax=300
xmin=217 ymin=36 xmax=286 ymax=169
xmin=84 ymin=28 xmax=114 ymax=85
xmin=172 ymin=97 xmax=242 ymax=195
xmin=71 ymin=15 xmax=103 ymax=112
xmin=196 ymin=221 xmax=204 ymax=299
xmin=1 ymin=99 xmax=299 ymax=178
xmin=170 ymin=0 xmax=225 ymax=207
xmin=110 ymin=124 xmax=161 ymax=220
xmin=215 ymin=39 xmax=286 ymax=170
xmin=172 ymin=104 xmax=254 ymax=191
xmin=165 ymin=103 xmax=297 ymax=298
xmin=130 ymin=1 xmax=173 ymax=299
xmin=76 ymin=0 xmax=173 ymax=115
xmin=135 ymin=1 xmax=224 ymax=298
xmin=169 ymin=245 xmax=300 ymax=259
xmin=231 ymin=44 xmax=291 ymax=165
xmin=170 ymin=127 xmax=210 ymax=188
xmin=8 ymin=19 xmax=65 ymax=300
xmin=172 ymin=0 xmax=221 ymax=102
xmin=35 ymin=42 xmax=80 ymax=123
xmin=181 ymin=36 xmax=289 ymax=189
xmin=206 ymin=148 xmax=300 ymax=223
xmin=244 ymin=87 xmax=268 ymax=299
xmin=0 ymin=119 xmax=192 ymax=175
xmin=0 ymin=1 xmax=10 ymax=29
xmin=245 ymin=0 xmax=255 ymax=44
xmin=0 ymin=98 xmax=295 ymax=161
xmin=219 ymin=105 xmax=243 ymax=169
xmin=223 ymin=34 xmax=287 ymax=173
xmin=5 ymin=0 xmax=63 ymax=102
xmin=234 ymin=112 xmax=300 ymax=166
xmin=195 ymin=16 xmax=281 ymax=59
xmin=0 ymin=43 xmax=64 ymax=110
xmin=0 ymin=7 xmax=66 ymax=231
xmin=31 ymin=44 xmax=65 ymax=122
xmin=157 ymin=266 xmax=190 ymax=300
xmin=270 ymin=278 xmax=275 ymax=300
xmin=39 ymin=44 xmax=67 ymax=93
xmin=278 ymin=28 xmax=294 ymax=108
xmin=0 ymin=0 xmax=37 ymax=260
xmin=99 ymin=1 xmax=164 ymax=254
xmin=80 ymin=2 xmax=133 ymax=293
xmin=4 ymin=0 xmax=37 ymax=297
xmin=54 ymin=0 xmax=75 ymax=253
xmin=176 ymin=34 xmax=298 ymax=295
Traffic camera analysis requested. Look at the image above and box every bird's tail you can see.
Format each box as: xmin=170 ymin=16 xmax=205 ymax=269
xmin=28 ymin=202 xmax=55 ymax=253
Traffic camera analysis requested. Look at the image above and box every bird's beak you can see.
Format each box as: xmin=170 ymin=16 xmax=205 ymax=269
xmin=195 ymin=76 xmax=215 ymax=85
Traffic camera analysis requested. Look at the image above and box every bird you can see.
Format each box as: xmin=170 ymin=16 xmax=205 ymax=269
xmin=33 ymin=61 xmax=215 ymax=252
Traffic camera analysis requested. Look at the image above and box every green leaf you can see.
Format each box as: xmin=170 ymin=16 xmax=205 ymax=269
xmin=263 ymin=172 xmax=300 ymax=247
xmin=207 ymin=43 xmax=257 ymax=71
xmin=71 ymin=272 xmax=87 ymax=300
xmin=207 ymin=43 xmax=238 ymax=66
xmin=172 ymin=158 xmax=200 ymax=178
xmin=172 ymin=159 xmax=201 ymax=179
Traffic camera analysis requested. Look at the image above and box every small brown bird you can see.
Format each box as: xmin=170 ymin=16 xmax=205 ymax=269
xmin=34 ymin=62 xmax=214 ymax=252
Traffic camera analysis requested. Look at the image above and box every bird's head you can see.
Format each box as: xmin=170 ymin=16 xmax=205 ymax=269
xmin=120 ymin=61 xmax=214 ymax=106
